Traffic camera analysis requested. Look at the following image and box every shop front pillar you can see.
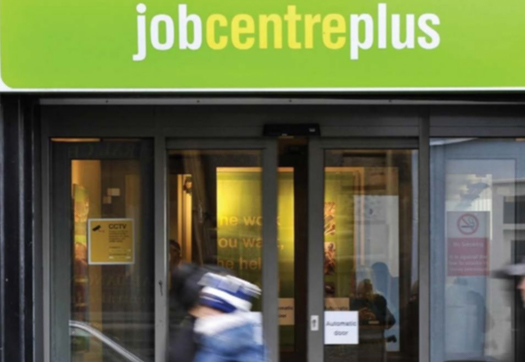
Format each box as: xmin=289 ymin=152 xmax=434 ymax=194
xmin=0 ymin=95 xmax=39 ymax=362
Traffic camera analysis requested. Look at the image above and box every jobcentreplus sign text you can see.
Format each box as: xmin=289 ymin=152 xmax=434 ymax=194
xmin=133 ymin=3 xmax=441 ymax=61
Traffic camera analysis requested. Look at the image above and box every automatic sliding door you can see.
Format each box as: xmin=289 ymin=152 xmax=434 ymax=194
xmin=309 ymin=141 xmax=419 ymax=362
xmin=166 ymin=140 xmax=278 ymax=362
xmin=168 ymin=150 xmax=264 ymax=298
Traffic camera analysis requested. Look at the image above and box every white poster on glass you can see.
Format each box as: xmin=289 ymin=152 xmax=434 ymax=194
xmin=324 ymin=311 xmax=359 ymax=345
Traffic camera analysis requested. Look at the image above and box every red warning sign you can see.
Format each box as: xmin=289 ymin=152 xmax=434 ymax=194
xmin=447 ymin=212 xmax=489 ymax=277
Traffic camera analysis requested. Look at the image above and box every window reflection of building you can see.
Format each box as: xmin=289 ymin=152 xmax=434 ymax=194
xmin=431 ymin=139 xmax=525 ymax=362
xmin=324 ymin=150 xmax=418 ymax=362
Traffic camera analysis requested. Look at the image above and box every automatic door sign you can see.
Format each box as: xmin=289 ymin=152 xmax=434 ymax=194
xmin=447 ymin=212 xmax=489 ymax=276
xmin=324 ymin=311 xmax=359 ymax=345
xmin=88 ymin=219 xmax=134 ymax=265
xmin=279 ymin=299 xmax=295 ymax=326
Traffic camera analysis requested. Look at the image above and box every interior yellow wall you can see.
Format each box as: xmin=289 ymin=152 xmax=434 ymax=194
xmin=72 ymin=160 xmax=103 ymax=358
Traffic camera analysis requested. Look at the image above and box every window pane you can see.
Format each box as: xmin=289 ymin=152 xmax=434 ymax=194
xmin=431 ymin=138 xmax=525 ymax=362
xmin=323 ymin=150 xmax=419 ymax=362
xmin=168 ymin=150 xmax=264 ymax=348
xmin=70 ymin=158 xmax=154 ymax=361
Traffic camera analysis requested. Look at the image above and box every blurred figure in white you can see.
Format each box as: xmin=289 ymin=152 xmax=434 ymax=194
xmin=192 ymin=273 xmax=267 ymax=362
xmin=169 ymin=264 xmax=232 ymax=362
xmin=496 ymin=258 xmax=525 ymax=306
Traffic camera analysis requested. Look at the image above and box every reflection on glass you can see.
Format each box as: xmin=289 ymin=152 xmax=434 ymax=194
xmin=168 ymin=151 xmax=263 ymax=286
xmin=168 ymin=150 xmax=265 ymax=348
xmin=71 ymin=158 xmax=154 ymax=361
xmin=324 ymin=150 xmax=419 ymax=362
xmin=431 ymin=138 xmax=525 ymax=362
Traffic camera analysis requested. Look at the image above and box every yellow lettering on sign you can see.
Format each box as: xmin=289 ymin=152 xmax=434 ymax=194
xmin=259 ymin=14 xmax=283 ymax=49
xmin=323 ymin=14 xmax=346 ymax=49
xmin=232 ymin=14 xmax=255 ymax=50
xmin=207 ymin=14 xmax=228 ymax=50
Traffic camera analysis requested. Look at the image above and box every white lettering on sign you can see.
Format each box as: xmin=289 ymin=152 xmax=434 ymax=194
xmin=132 ymin=3 xmax=440 ymax=62
xmin=324 ymin=311 xmax=359 ymax=345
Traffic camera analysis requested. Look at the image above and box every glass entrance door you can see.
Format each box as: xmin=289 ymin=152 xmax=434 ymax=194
xmin=166 ymin=139 xmax=279 ymax=362
xmin=50 ymin=140 xmax=155 ymax=361
xmin=308 ymin=140 xmax=420 ymax=362
xmin=163 ymin=138 xmax=420 ymax=362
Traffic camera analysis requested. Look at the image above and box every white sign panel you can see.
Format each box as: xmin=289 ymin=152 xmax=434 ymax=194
xmin=324 ymin=311 xmax=359 ymax=345
xmin=446 ymin=211 xmax=490 ymax=276
xmin=447 ymin=211 xmax=489 ymax=239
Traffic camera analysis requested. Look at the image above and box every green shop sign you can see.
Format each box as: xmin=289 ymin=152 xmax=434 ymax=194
xmin=0 ymin=0 xmax=524 ymax=91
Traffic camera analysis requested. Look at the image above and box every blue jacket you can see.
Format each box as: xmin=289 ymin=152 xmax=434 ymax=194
xmin=193 ymin=312 xmax=267 ymax=362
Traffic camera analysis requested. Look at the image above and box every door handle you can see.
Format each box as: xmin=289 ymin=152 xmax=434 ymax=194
xmin=311 ymin=315 xmax=319 ymax=331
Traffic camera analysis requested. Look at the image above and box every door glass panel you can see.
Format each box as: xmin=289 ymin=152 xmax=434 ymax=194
xmin=68 ymin=155 xmax=154 ymax=360
xmin=431 ymin=138 xmax=525 ymax=362
xmin=323 ymin=150 xmax=419 ymax=362
xmin=168 ymin=150 xmax=264 ymax=346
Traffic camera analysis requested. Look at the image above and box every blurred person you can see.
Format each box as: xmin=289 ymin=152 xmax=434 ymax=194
xmin=352 ymin=279 xmax=395 ymax=327
xmin=170 ymin=239 xmax=182 ymax=271
xmin=496 ymin=257 xmax=525 ymax=305
xmin=484 ymin=258 xmax=525 ymax=362
xmin=168 ymin=240 xmax=182 ymax=296
xmin=371 ymin=262 xmax=400 ymax=350
xmin=324 ymin=242 xmax=336 ymax=275
xmin=351 ymin=279 xmax=395 ymax=362
xmin=168 ymin=240 xmax=184 ymax=335
xmin=445 ymin=277 xmax=493 ymax=358
xmin=402 ymin=281 xmax=419 ymax=362
xmin=169 ymin=263 xmax=206 ymax=362
xmin=192 ymin=272 xmax=267 ymax=362
xmin=169 ymin=263 xmax=232 ymax=362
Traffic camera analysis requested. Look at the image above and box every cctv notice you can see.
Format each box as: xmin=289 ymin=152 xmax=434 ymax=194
xmin=88 ymin=219 xmax=135 ymax=265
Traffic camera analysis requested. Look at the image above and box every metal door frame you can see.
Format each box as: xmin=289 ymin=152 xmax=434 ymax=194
xmin=307 ymin=137 xmax=423 ymax=362
xmin=165 ymin=138 xmax=279 ymax=362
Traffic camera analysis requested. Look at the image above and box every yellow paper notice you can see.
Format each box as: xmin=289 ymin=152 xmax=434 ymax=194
xmin=88 ymin=219 xmax=134 ymax=265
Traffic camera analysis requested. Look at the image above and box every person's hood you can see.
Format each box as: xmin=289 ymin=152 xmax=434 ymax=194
xmin=198 ymin=273 xmax=260 ymax=313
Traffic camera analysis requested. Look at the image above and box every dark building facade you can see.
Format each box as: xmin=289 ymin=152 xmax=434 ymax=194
xmin=2 ymin=94 xmax=525 ymax=362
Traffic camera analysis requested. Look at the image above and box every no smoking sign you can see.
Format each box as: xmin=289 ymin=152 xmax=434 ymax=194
xmin=447 ymin=211 xmax=489 ymax=276
xmin=457 ymin=213 xmax=479 ymax=236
